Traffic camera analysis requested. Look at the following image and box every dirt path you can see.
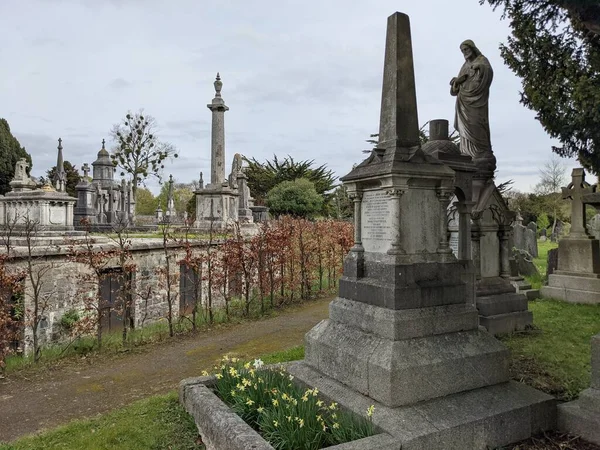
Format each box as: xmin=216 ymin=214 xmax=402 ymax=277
xmin=0 ymin=298 xmax=331 ymax=442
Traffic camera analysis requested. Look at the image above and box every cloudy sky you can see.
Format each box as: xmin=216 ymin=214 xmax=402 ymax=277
xmin=1 ymin=0 xmax=579 ymax=194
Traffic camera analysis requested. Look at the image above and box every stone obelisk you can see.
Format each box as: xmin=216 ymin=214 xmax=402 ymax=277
xmin=288 ymin=12 xmax=554 ymax=450
xmin=207 ymin=73 xmax=229 ymax=186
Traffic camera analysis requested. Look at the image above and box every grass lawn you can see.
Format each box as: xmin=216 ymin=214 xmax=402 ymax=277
xmin=0 ymin=392 xmax=201 ymax=450
xmin=500 ymin=298 xmax=600 ymax=401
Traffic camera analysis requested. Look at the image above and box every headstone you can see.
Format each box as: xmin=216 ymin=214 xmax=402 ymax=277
xmin=512 ymin=220 xmax=537 ymax=257
xmin=527 ymin=221 xmax=537 ymax=234
xmin=512 ymin=248 xmax=540 ymax=277
xmin=540 ymin=228 xmax=547 ymax=237
xmin=589 ymin=214 xmax=600 ymax=240
xmin=546 ymin=248 xmax=558 ymax=278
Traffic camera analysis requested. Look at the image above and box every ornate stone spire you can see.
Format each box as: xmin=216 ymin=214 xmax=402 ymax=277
xmin=54 ymin=137 xmax=67 ymax=192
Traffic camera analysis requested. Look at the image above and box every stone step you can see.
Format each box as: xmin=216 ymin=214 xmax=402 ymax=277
xmin=577 ymin=388 xmax=600 ymax=413
xmin=479 ymin=310 xmax=533 ymax=335
xmin=476 ymin=293 xmax=528 ymax=316
xmin=539 ymin=286 xmax=600 ymax=304
xmin=288 ymin=361 xmax=556 ymax=450
xmin=558 ymin=400 xmax=600 ymax=446
xmin=547 ymin=274 xmax=600 ymax=292
xmin=330 ymin=297 xmax=479 ymax=341
xmin=305 ymin=320 xmax=510 ymax=407
xmin=524 ymin=289 xmax=540 ymax=300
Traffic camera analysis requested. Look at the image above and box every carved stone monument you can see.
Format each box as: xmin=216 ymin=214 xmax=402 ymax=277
xmin=194 ymin=74 xmax=240 ymax=230
xmin=285 ymin=13 xmax=554 ymax=449
xmin=541 ymin=168 xmax=600 ymax=303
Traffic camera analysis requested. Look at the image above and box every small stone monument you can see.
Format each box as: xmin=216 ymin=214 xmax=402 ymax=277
xmin=284 ymin=12 xmax=553 ymax=449
xmin=558 ymin=333 xmax=600 ymax=444
xmin=541 ymin=168 xmax=600 ymax=303
xmin=0 ymin=144 xmax=79 ymax=242
xmin=165 ymin=174 xmax=176 ymax=221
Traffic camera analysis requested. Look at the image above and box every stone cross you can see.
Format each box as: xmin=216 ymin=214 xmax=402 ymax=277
xmin=562 ymin=168 xmax=594 ymax=238
xmin=82 ymin=163 xmax=90 ymax=179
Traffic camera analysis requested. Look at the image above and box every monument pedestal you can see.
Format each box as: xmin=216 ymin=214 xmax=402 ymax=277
xmin=193 ymin=185 xmax=239 ymax=230
xmin=541 ymin=237 xmax=600 ymax=304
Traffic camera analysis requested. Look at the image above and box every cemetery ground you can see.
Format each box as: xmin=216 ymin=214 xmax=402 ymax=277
xmin=1 ymin=240 xmax=599 ymax=449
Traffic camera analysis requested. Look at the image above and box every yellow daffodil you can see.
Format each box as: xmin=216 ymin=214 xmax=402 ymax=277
xmin=333 ymin=422 xmax=340 ymax=429
xmin=367 ymin=405 xmax=375 ymax=417
xmin=272 ymin=399 xmax=279 ymax=407
xmin=273 ymin=420 xmax=278 ymax=428
xmin=201 ymin=370 xmax=209 ymax=376
xmin=246 ymin=399 xmax=254 ymax=406
xmin=215 ymin=373 xmax=223 ymax=379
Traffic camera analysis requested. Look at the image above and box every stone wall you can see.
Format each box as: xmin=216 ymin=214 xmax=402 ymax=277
xmin=5 ymin=239 xmax=221 ymax=352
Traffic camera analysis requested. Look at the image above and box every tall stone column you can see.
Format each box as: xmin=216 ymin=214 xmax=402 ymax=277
xmin=207 ymin=73 xmax=229 ymax=186
xmin=349 ymin=192 xmax=363 ymax=252
xmin=499 ymin=227 xmax=511 ymax=278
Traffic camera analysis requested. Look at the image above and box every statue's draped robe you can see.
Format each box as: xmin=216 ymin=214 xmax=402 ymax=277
xmin=453 ymin=55 xmax=494 ymax=159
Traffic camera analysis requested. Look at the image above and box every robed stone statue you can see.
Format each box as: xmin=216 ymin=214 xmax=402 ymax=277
xmin=450 ymin=39 xmax=496 ymax=177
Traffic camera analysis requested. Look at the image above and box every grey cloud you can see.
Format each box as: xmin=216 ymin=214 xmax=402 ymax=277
xmin=107 ymin=78 xmax=132 ymax=90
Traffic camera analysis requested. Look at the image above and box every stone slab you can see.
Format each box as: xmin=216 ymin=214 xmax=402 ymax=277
xmin=478 ymin=311 xmax=533 ymax=335
xmin=329 ymin=297 xmax=478 ymax=340
xmin=476 ymin=293 xmax=528 ymax=316
xmin=287 ymin=361 xmax=556 ymax=450
xmin=476 ymin=276 xmax=516 ymax=297
xmin=577 ymin=387 xmax=600 ymax=413
xmin=525 ymin=289 xmax=540 ymax=300
xmin=540 ymin=285 xmax=600 ymax=304
xmin=558 ymin=400 xmax=600 ymax=446
xmin=305 ymin=320 xmax=509 ymax=407
xmin=548 ymin=273 xmax=600 ymax=290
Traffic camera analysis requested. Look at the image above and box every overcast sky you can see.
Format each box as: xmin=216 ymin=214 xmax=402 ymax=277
xmin=1 ymin=0 xmax=580 ymax=194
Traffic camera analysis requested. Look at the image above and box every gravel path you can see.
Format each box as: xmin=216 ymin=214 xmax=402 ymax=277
xmin=0 ymin=298 xmax=330 ymax=442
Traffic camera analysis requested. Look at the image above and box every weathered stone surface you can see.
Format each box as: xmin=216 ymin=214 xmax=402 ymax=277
xmin=180 ymin=379 xmax=274 ymax=450
xmin=557 ymin=238 xmax=600 ymax=275
xmin=541 ymin=273 xmax=600 ymax=304
xmin=512 ymin=249 xmax=540 ymax=277
xmin=546 ymin=248 xmax=559 ymax=278
xmin=305 ymin=318 xmax=509 ymax=407
xmin=557 ymin=333 xmax=600 ymax=445
xmin=287 ymin=361 xmax=555 ymax=450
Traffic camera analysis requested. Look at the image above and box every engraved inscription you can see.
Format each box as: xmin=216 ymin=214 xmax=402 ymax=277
xmin=449 ymin=233 xmax=459 ymax=256
xmin=362 ymin=191 xmax=392 ymax=244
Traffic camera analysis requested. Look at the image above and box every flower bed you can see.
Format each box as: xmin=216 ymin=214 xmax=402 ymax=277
xmin=182 ymin=356 xmax=378 ymax=450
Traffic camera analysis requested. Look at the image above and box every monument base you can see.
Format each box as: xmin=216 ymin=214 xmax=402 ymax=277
xmin=558 ymin=388 xmax=600 ymax=446
xmin=541 ymin=273 xmax=600 ymax=304
xmin=476 ymin=277 xmax=533 ymax=335
xmin=288 ymin=361 xmax=555 ymax=450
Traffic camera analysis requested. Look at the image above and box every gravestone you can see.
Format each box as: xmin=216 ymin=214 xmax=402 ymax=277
xmin=541 ymin=168 xmax=600 ymax=303
xmin=286 ymin=12 xmax=554 ymax=450
xmin=590 ymin=214 xmax=600 ymax=239
xmin=546 ymin=248 xmax=558 ymax=278
xmin=512 ymin=218 xmax=537 ymax=258
xmin=558 ymin=333 xmax=600 ymax=444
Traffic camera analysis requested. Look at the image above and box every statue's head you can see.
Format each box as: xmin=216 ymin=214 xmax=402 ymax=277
xmin=459 ymin=40 xmax=481 ymax=61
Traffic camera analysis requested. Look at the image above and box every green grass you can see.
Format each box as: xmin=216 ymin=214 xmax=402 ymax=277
xmin=500 ymin=298 xmax=600 ymax=401
xmin=524 ymin=239 xmax=558 ymax=289
xmin=0 ymin=392 xmax=201 ymax=450
xmin=0 ymin=346 xmax=308 ymax=449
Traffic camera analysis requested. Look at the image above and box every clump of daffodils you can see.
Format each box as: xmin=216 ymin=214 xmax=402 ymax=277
xmin=211 ymin=355 xmax=375 ymax=450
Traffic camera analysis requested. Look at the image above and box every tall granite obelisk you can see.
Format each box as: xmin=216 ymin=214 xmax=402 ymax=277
xmin=53 ymin=138 xmax=67 ymax=193
xmin=287 ymin=12 xmax=554 ymax=450
xmin=194 ymin=74 xmax=239 ymax=229
xmin=207 ymin=73 xmax=229 ymax=187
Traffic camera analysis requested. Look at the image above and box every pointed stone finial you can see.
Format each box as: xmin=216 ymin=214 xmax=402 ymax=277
xmin=214 ymin=72 xmax=223 ymax=98
xmin=376 ymin=12 xmax=420 ymax=161
xmin=102 ymin=138 xmax=106 ymax=149
xmin=58 ymin=137 xmax=63 ymax=149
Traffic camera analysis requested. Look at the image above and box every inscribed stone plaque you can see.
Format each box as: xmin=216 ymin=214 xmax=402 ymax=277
xmin=449 ymin=232 xmax=459 ymax=256
xmin=361 ymin=190 xmax=393 ymax=253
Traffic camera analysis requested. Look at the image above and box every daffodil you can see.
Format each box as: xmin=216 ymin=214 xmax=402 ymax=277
xmin=246 ymin=399 xmax=254 ymax=406
xmin=253 ymin=358 xmax=264 ymax=369
xmin=244 ymin=362 xmax=251 ymax=369
xmin=215 ymin=373 xmax=223 ymax=380
xmin=367 ymin=405 xmax=375 ymax=417
xmin=272 ymin=399 xmax=279 ymax=407
xmin=201 ymin=370 xmax=209 ymax=376
xmin=273 ymin=420 xmax=279 ymax=428
xmin=333 ymin=422 xmax=340 ymax=429
xmin=257 ymin=407 xmax=264 ymax=413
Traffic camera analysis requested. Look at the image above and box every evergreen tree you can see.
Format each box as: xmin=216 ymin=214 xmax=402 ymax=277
xmin=0 ymin=119 xmax=32 ymax=195
xmin=46 ymin=161 xmax=80 ymax=197
xmin=482 ymin=0 xmax=600 ymax=174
